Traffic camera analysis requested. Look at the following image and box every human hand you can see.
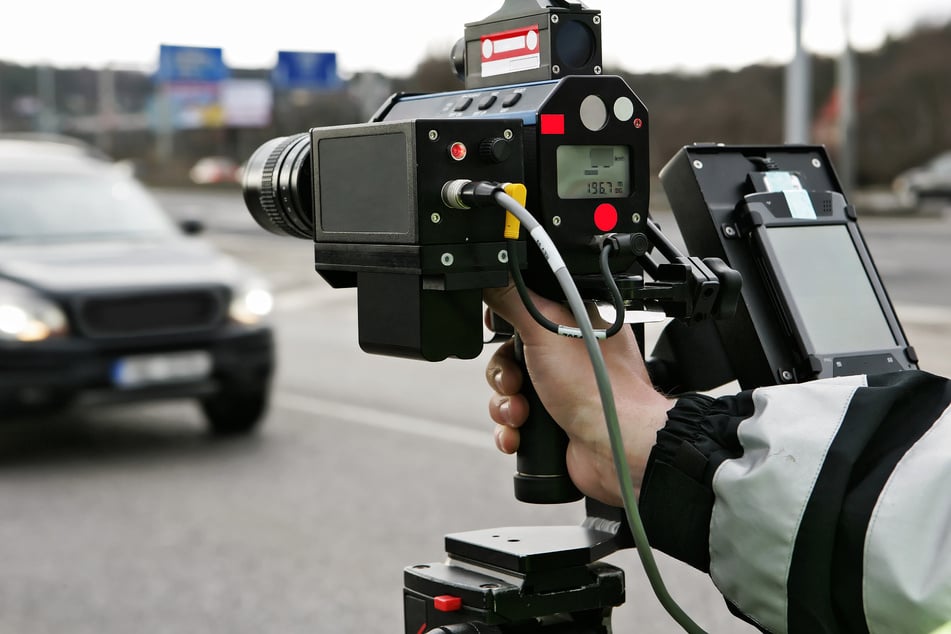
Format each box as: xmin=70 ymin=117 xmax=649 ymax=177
xmin=483 ymin=284 xmax=674 ymax=506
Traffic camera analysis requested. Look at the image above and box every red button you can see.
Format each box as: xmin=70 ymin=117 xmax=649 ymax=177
xmin=449 ymin=142 xmax=467 ymax=161
xmin=594 ymin=203 xmax=618 ymax=231
xmin=433 ymin=595 xmax=463 ymax=612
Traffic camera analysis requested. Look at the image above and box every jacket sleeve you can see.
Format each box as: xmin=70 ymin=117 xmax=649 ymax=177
xmin=638 ymin=370 xmax=951 ymax=634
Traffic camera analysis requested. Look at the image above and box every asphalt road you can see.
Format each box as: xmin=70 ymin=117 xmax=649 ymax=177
xmin=0 ymin=186 xmax=948 ymax=634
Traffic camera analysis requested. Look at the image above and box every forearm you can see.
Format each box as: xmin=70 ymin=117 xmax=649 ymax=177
xmin=638 ymin=370 xmax=951 ymax=633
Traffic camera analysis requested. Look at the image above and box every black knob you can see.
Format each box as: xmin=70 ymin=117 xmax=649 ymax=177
xmin=479 ymin=137 xmax=512 ymax=164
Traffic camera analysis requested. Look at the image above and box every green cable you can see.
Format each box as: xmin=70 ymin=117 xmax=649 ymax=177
xmin=495 ymin=190 xmax=707 ymax=634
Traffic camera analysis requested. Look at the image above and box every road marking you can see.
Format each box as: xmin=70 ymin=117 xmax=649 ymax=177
xmin=274 ymin=391 xmax=493 ymax=450
xmin=270 ymin=294 xmax=951 ymax=448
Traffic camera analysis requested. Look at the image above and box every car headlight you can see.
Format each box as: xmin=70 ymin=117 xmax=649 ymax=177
xmin=229 ymin=278 xmax=274 ymax=325
xmin=0 ymin=280 xmax=68 ymax=342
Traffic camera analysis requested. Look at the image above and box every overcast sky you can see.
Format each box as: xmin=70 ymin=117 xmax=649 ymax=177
xmin=2 ymin=1 xmax=950 ymax=75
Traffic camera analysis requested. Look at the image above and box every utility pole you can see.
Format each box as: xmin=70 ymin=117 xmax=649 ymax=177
xmin=837 ymin=0 xmax=857 ymax=193
xmin=784 ymin=0 xmax=811 ymax=144
xmin=37 ymin=65 xmax=58 ymax=134
xmin=97 ymin=66 xmax=116 ymax=154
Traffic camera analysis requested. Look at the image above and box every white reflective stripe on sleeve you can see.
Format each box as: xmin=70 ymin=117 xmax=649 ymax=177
xmin=709 ymin=374 xmax=867 ymax=633
xmin=865 ymin=403 xmax=951 ymax=634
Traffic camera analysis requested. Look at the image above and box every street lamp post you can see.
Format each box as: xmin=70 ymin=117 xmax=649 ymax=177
xmin=838 ymin=0 xmax=857 ymax=194
xmin=784 ymin=0 xmax=811 ymax=144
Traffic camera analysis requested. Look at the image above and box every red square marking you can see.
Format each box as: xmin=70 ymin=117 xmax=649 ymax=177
xmin=540 ymin=113 xmax=565 ymax=135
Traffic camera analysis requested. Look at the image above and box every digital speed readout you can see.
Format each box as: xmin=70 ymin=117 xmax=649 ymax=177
xmin=556 ymin=145 xmax=631 ymax=200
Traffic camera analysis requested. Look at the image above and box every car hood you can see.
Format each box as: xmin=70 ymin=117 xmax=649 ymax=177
xmin=0 ymin=236 xmax=253 ymax=294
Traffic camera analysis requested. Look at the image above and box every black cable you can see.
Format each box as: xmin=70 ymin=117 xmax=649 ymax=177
xmin=599 ymin=243 xmax=627 ymax=338
xmin=507 ymin=240 xmax=628 ymax=340
xmin=748 ymin=155 xmax=779 ymax=171
xmin=507 ymin=240 xmax=561 ymax=336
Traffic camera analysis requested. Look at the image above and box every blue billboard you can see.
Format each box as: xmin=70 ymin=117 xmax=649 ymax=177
xmin=156 ymin=45 xmax=229 ymax=83
xmin=272 ymin=51 xmax=341 ymax=90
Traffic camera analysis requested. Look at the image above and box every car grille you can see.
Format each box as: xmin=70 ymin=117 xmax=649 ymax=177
xmin=74 ymin=288 xmax=228 ymax=339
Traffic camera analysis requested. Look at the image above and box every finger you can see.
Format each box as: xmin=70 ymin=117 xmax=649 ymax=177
xmin=488 ymin=393 xmax=529 ymax=428
xmin=494 ymin=424 xmax=520 ymax=454
xmin=484 ymin=339 xmax=523 ymax=395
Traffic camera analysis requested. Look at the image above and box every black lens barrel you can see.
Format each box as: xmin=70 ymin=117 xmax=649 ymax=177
xmin=242 ymin=133 xmax=314 ymax=240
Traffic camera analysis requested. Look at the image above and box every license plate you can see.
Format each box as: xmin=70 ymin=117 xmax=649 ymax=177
xmin=111 ymin=351 xmax=213 ymax=388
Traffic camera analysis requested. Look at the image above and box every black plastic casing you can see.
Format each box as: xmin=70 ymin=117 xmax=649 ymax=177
xmin=660 ymin=144 xmax=917 ymax=388
xmin=375 ymin=75 xmax=651 ymax=301
xmin=310 ymin=118 xmax=525 ymax=361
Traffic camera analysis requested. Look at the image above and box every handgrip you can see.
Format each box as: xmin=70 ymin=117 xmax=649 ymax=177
xmin=513 ymin=335 xmax=584 ymax=504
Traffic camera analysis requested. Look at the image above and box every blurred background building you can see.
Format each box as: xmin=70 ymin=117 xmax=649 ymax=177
xmin=0 ymin=15 xmax=948 ymax=194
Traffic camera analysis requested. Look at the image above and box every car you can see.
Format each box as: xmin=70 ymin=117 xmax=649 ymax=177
xmin=0 ymin=135 xmax=275 ymax=434
xmin=188 ymin=156 xmax=240 ymax=185
xmin=892 ymin=150 xmax=951 ymax=209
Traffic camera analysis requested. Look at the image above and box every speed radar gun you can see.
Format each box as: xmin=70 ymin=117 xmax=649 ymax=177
xmin=241 ymin=1 xmax=915 ymax=632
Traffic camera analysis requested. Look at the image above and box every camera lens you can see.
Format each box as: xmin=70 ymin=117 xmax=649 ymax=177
xmin=555 ymin=20 xmax=595 ymax=69
xmin=450 ymin=37 xmax=466 ymax=81
xmin=242 ymin=133 xmax=314 ymax=239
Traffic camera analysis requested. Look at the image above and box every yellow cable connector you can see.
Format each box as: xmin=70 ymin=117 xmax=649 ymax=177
xmin=502 ymin=183 xmax=526 ymax=240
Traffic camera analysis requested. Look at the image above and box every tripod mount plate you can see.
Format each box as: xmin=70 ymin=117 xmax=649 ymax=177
xmin=445 ymin=525 xmax=619 ymax=574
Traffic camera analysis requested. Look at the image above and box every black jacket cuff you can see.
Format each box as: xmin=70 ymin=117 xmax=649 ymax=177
xmin=638 ymin=391 xmax=751 ymax=571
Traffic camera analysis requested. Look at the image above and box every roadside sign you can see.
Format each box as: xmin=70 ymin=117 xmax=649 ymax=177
xmin=221 ymin=79 xmax=273 ymax=127
xmin=272 ymin=51 xmax=341 ymax=90
xmin=156 ymin=45 xmax=229 ymax=83
xmin=154 ymin=83 xmax=223 ymax=129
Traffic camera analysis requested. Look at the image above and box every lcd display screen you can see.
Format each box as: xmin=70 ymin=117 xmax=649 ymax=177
xmin=556 ymin=145 xmax=630 ymax=199
xmin=764 ymin=224 xmax=896 ymax=353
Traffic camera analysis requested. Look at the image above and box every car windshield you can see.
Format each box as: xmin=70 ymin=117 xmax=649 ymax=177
xmin=929 ymin=153 xmax=951 ymax=172
xmin=0 ymin=169 xmax=177 ymax=242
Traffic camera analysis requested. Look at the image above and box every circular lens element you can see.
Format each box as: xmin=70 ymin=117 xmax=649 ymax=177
xmin=242 ymin=133 xmax=314 ymax=239
xmin=580 ymin=95 xmax=608 ymax=131
xmin=613 ymin=96 xmax=635 ymax=122
xmin=450 ymin=37 xmax=466 ymax=81
xmin=555 ymin=20 xmax=595 ymax=69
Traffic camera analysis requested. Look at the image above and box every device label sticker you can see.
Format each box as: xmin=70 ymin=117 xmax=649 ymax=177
xmin=784 ymin=190 xmax=817 ymax=219
xmin=763 ymin=171 xmax=816 ymax=219
xmin=481 ymin=25 xmax=540 ymax=78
